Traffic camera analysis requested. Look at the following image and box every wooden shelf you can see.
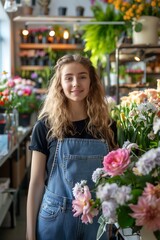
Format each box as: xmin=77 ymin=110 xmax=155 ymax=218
xmin=13 ymin=16 xmax=93 ymax=23
xmin=19 ymin=43 xmax=83 ymax=50
xmin=119 ymin=83 xmax=150 ymax=88
xmin=20 ymin=66 xmax=49 ymax=70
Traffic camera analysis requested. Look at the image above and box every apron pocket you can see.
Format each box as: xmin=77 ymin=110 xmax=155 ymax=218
xmin=39 ymin=197 xmax=61 ymax=220
xmin=63 ymin=154 xmax=103 ymax=188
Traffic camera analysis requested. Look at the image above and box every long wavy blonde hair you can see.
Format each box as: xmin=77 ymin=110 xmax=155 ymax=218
xmin=38 ymin=54 xmax=116 ymax=149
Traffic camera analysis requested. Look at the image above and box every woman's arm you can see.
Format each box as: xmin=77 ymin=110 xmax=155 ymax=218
xmin=26 ymin=151 xmax=46 ymax=240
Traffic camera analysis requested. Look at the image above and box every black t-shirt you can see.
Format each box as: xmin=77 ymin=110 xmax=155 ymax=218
xmin=29 ymin=118 xmax=94 ymax=154
xmin=29 ymin=119 xmax=95 ymax=183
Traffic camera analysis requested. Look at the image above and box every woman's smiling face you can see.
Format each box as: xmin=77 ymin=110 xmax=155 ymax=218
xmin=61 ymin=62 xmax=91 ymax=104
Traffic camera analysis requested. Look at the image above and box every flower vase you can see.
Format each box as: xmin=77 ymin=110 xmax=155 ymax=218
xmin=0 ymin=113 xmax=7 ymax=134
xmin=140 ymin=227 xmax=156 ymax=240
xmin=19 ymin=113 xmax=31 ymax=127
xmin=132 ymin=16 xmax=159 ymax=45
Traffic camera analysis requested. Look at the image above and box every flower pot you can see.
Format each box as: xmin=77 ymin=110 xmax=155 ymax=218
xmin=132 ymin=16 xmax=159 ymax=45
xmin=58 ymin=7 xmax=67 ymax=16
xmin=76 ymin=6 xmax=85 ymax=16
xmin=22 ymin=6 xmax=33 ymax=16
xmin=140 ymin=227 xmax=156 ymax=240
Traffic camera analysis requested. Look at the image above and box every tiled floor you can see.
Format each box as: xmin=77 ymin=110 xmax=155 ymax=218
xmin=0 ymin=189 xmax=27 ymax=240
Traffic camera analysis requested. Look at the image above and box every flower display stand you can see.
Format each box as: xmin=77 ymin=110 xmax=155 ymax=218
xmin=132 ymin=16 xmax=159 ymax=45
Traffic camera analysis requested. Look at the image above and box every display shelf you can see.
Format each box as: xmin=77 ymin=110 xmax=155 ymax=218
xmin=20 ymin=66 xmax=49 ymax=71
xmin=19 ymin=43 xmax=83 ymax=50
xmin=0 ymin=127 xmax=32 ymax=227
xmin=13 ymin=16 xmax=93 ymax=24
xmin=119 ymin=83 xmax=149 ymax=88
xmin=114 ymin=43 xmax=160 ymax=103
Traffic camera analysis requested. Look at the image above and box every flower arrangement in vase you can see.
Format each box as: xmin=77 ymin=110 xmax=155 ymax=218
xmin=108 ymin=0 xmax=160 ymax=44
xmin=108 ymin=0 xmax=160 ymax=32
xmin=72 ymin=87 xmax=160 ymax=240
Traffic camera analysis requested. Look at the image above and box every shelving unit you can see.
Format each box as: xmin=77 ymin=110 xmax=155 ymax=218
xmin=19 ymin=43 xmax=83 ymax=72
xmin=0 ymin=127 xmax=32 ymax=227
xmin=114 ymin=44 xmax=160 ymax=103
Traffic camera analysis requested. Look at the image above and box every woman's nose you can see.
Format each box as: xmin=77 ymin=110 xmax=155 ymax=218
xmin=72 ymin=78 xmax=79 ymax=87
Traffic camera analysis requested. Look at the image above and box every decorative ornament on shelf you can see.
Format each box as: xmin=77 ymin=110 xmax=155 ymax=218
xmin=4 ymin=0 xmax=17 ymax=12
xmin=72 ymin=86 xmax=160 ymax=240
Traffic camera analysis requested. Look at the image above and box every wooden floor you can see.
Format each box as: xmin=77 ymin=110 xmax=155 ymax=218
xmin=0 ymin=189 xmax=27 ymax=240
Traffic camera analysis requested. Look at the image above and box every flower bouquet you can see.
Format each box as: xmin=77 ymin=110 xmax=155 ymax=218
xmin=72 ymin=144 xmax=160 ymax=240
xmin=0 ymin=71 xmax=18 ymax=113
xmin=72 ymin=88 xmax=160 ymax=240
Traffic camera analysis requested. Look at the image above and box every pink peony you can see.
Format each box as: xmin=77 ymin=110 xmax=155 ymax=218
xmin=72 ymin=185 xmax=98 ymax=224
xmin=103 ymin=148 xmax=130 ymax=176
xmin=129 ymin=196 xmax=160 ymax=231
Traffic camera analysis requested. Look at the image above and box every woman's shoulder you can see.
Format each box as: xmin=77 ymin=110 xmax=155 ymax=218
xmin=32 ymin=118 xmax=49 ymax=135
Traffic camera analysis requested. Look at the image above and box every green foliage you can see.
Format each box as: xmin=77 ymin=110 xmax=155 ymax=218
xmin=14 ymin=93 xmax=40 ymax=114
xmin=83 ymin=3 xmax=126 ymax=67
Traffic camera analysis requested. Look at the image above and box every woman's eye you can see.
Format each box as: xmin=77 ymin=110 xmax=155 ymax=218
xmin=65 ymin=77 xmax=72 ymax=81
xmin=79 ymin=75 xmax=86 ymax=80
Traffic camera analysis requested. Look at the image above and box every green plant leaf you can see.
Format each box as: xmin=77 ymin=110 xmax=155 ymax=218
xmin=134 ymin=22 xmax=142 ymax=32
xmin=97 ymin=216 xmax=107 ymax=240
xmin=118 ymin=206 xmax=135 ymax=228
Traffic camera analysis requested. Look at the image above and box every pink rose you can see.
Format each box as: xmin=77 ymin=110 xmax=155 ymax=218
xmin=103 ymin=148 xmax=130 ymax=176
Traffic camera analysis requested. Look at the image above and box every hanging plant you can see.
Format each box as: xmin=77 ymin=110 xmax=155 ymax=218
xmin=83 ymin=2 xmax=126 ymax=67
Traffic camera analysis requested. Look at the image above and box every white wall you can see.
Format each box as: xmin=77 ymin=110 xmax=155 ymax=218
xmin=34 ymin=0 xmax=93 ymax=17
xmin=0 ymin=1 xmax=11 ymax=76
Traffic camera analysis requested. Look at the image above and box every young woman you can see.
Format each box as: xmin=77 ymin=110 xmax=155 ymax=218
xmin=26 ymin=54 xmax=117 ymax=240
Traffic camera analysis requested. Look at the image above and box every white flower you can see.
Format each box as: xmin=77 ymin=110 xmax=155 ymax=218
xmin=72 ymin=180 xmax=87 ymax=197
xmin=147 ymin=131 xmax=156 ymax=140
xmin=116 ymin=186 xmax=132 ymax=205
xmin=137 ymin=102 xmax=157 ymax=113
xmin=153 ymin=116 xmax=160 ymax=134
xmin=122 ymin=140 xmax=138 ymax=150
xmin=101 ymin=200 xmax=117 ymax=223
xmin=136 ymin=148 xmax=158 ymax=175
xmin=96 ymin=183 xmax=118 ymax=202
xmin=92 ymin=168 xmax=105 ymax=183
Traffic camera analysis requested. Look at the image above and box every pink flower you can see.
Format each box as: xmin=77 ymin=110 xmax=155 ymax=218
xmin=143 ymin=183 xmax=160 ymax=201
xmin=129 ymin=196 xmax=160 ymax=231
xmin=2 ymin=89 xmax=9 ymax=96
xmin=103 ymin=148 xmax=130 ymax=176
xmin=72 ymin=185 xmax=98 ymax=224
xmin=7 ymin=79 xmax=15 ymax=88
xmin=23 ymin=87 xmax=32 ymax=96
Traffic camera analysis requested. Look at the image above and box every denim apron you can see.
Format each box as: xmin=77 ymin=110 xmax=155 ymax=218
xmin=36 ymin=138 xmax=109 ymax=240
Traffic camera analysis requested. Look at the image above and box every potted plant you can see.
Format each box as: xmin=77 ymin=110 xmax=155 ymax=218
xmin=13 ymin=80 xmax=41 ymax=126
xmin=109 ymin=0 xmax=160 ymax=44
